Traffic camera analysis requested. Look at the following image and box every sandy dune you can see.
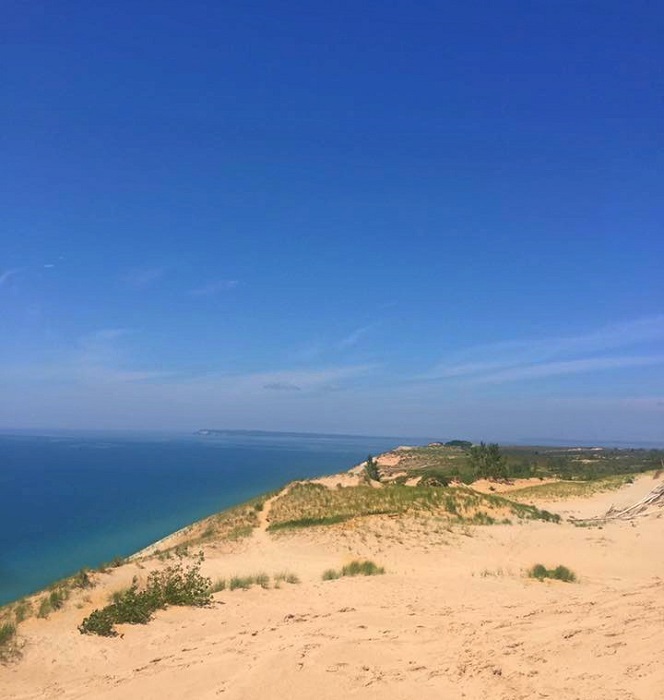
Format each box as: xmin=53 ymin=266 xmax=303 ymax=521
xmin=2 ymin=474 xmax=663 ymax=699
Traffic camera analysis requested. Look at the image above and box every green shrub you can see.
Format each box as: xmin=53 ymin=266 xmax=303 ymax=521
xmin=322 ymin=569 xmax=340 ymax=580
xmin=365 ymin=455 xmax=381 ymax=482
xmin=528 ymin=564 xmax=576 ymax=583
xmin=79 ymin=557 xmax=212 ymax=637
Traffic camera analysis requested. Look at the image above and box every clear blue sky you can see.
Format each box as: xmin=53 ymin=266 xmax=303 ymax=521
xmin=2 ymin=1 xmax=663 ymax=442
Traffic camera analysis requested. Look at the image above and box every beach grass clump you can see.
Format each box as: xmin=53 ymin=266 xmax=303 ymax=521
xmin=79 ymin=556 xmax=212 ymax=637
xmin=0 ymin=622 xmax=18 ymax=662
xmin=209 ymin=578 xmax=227 ymax=593
xmin=322 ymin=568 xmax=340 ymax=580
xmin=322 ymin=560 xmax=385 ymax=580
xmin=229 ymin=572 xmax=271 ymax=590
xmin=36 ymin=587 xmax=69 ymax=619
xmin=510 ymin=475 xmax=634 ymax=501
xmin=0 ymin=622 xmax=16 ymax=647
xmin=13 ymin=599 xmax=32 ymax=624
xmin=528 ymin=564 xmax=577 ymax=583
xmin=274 ymin=571 xmax=300 ymax=585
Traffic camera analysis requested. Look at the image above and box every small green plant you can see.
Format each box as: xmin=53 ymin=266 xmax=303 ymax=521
xmin=274 ymin=571 xmax=300 ymax=585
xmin=528 ymin=564 xmax=576 ymax=583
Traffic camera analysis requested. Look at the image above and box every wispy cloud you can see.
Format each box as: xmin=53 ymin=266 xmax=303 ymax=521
xmin=338 ymin=322 xmax=378 ymax=349
xmin=123 ymin=266 xmax=168 ymax=290
xmin=263 ymin=382 xmax=302 ymax=391
xmin=75 ymin=329 xmax=168 ymax=383
xmin=424 ymin=316 xmax=664 ymax=385
xmin=188 ymin=279 xmax=239 ymax=297
xmin=0 ymin=268 xmax=21 ymax=287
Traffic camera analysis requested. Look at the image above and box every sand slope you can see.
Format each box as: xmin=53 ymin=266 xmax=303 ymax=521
xmin=2 ymin=474 xmax=663 ymax=699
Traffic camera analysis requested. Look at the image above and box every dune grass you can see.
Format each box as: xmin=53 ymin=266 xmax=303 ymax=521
xmin=267 ymin=482 xmax=559 ymax=531
xmin=210 ymin=571 xmax=300 ymax=592
xmin=0 ymin=622 xmax=17 ymax=662
xmin=322 ymin=559 xmax=385 ymax=580
xmin=510 ymin=475 xmax=636 ymax=501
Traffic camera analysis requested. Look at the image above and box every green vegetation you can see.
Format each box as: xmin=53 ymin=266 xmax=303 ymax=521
xmin=37 ymin=587 xmax=69 ymax=619
xmin=322 ymin=560 xmax=385 ymax=580
xmin=155 ymin=491 xmax=280 ymax=554
xmin=266 ymin=481 xmax=559 ymax=531
xmin=79 ymin=555 xmax=212 ymax=637
xmin=273 ymin=571 xmax=300 ymax=585
xmin=13 ymin=600 xmax=32 ymax=624
xmin=229 ymin=573 xmax=270 ymax=590
xmin=528 ymin=564 xmax=577 ymax=583
xmin=0 ymin=622 xmax=17 ymax=662
xmin=365 ymin=455 xmax=381 ymax=482
xmin=509 ymin=474 xmax=635 ymax=501
xmin=469 ymin=442 xmax=508 ymax=480
xmin=209 ymin=571 xmax=300 ymax=592
xmin=379 ymin=443 xmax=662 ymax=485
xmin=445 ymin=439 xmax=473 ymax=449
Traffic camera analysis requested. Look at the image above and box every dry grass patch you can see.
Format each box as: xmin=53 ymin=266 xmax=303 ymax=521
xmin=509 ymin=475 xmax=634 ymax=501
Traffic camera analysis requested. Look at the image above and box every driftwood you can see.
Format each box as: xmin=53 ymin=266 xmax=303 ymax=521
xmin=572 ymin=480 xmax=664 ymax=524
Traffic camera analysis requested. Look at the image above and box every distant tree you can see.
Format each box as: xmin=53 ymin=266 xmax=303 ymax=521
xmin=365 ymin=455 xmax=380 ymax=482
xmin=469 ymin=442 xmax=508 ymax=480
xmin=445 ymin=440 xmax=473 ymax=450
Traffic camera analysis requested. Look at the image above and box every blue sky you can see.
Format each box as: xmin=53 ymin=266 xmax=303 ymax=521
xmin=2 ymin=1 xmax=663 ymax=442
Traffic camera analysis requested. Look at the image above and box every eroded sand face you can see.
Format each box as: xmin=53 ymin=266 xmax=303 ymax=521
xmin=2 ymin=475 xmax=663 ymax=700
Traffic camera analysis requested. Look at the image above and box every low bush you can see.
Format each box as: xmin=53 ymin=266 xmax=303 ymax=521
xmin=528 ymin=564 xmax=576 ymax=583
xmin=79 ymin=556 xmax=212 ymax=637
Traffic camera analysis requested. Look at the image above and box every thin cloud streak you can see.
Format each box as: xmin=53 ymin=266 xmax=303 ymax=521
xmin=425 ymin=316 xmax=664 ymax=384
xmin=338 ymin=322 xmax=378 ymax=349
xmin=464 ymin=355 xmax=664 ymax=385
xmin=188 ymin=280 xmax=239 ymax=297
xmin=123 ymin=266 xmax=168 ymax=290
xmin=0 ymin=268 xmax=21 ymax=287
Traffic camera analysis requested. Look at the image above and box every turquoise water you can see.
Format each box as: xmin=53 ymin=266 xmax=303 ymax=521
xmin=0 ymin=430 xmax=404 ymax=605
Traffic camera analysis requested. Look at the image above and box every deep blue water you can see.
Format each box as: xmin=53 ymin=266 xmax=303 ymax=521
xmin=0 ymin=430 xmax=403 ymax=605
